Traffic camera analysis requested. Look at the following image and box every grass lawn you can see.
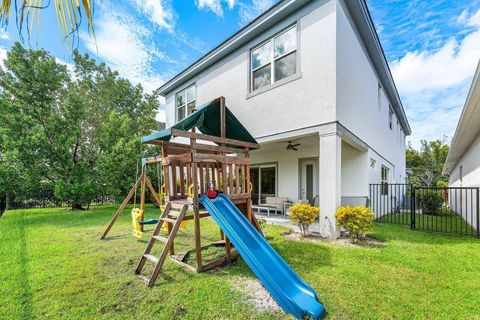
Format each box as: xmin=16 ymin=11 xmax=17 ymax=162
xmin=1 ymin=205 xmax=480 ymax=319
xmin=376 ymin=212 xmax=477 ymax=235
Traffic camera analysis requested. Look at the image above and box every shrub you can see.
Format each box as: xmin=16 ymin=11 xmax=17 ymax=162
xmin=335 ymin=206 xmax=374 ymax=243
xmin=289 ymin=204 xmax=320 ymax=237
xmin=419 ymin=191 xmax=444 ymax=215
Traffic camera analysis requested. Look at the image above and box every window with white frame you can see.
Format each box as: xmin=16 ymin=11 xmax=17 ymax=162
xmin=251 ymin=26 xmax=297 ymax=91
xmin=388 ymin=108 xmax=393 ymax=130
xmin=176 ymin=85 xmax=196 ymax=121
xmin=381 ymin=165 xmax=389 ymax=195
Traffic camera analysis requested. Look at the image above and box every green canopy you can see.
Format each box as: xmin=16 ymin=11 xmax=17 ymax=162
xmin=141 ymin=98 xmax=258 ymax=148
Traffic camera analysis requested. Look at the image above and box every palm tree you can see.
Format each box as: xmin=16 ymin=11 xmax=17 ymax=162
xmin=0 ymin=0 xmax=95 ymax=47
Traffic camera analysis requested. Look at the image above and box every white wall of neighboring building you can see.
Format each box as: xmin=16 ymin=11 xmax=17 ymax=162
xmin=449 ymin=135 xmax=480 ymax=188
xmin=335 ymin=0 xmax=406 ymax=185
xmin=164 ymin=0 xmax=337 ymax=140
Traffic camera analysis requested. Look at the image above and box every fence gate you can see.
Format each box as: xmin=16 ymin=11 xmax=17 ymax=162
xmin=369 ymin=184 xmax=480 ymax=237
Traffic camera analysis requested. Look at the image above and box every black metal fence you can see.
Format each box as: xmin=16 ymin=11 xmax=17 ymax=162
xmin=370 ymin=184 xmax=480 ymax=237
xmin=5 ymin=193 xmax=116 ymax=210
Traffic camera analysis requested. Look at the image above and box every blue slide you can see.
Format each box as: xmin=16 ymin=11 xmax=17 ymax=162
xmin=199 ymin=194 xmax=325 ymax=319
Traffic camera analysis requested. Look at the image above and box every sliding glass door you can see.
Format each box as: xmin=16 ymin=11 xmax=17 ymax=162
xmin=250 ymin=165 xmax=276 ymax=205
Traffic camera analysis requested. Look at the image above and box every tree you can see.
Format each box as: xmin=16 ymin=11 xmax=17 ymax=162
xmin=0 ymin=0 xmax=95 ymax=48
xmin=406 ymin=138 xmax=450 ymax=187
xmin=0 ymin=43 xmax=158 ymax=209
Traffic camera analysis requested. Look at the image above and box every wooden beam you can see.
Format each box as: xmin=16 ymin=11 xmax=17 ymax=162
xmin=193 ymin=153 xmax=249 ymax=165
xmin=171 ymin=128 xmax=260 ymax=149
xmin=100 ymin=173 xmax=143 ymax=239
xmin=191 ymin=142 xmax=248 ymax=154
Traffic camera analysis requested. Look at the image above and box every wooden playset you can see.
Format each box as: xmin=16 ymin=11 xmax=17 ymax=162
xmin=100 ymin=97 xmax=261 ymax=286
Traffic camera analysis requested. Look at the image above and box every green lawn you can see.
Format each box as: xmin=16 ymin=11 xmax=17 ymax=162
xmin=376 ymin=212 xmax=477 ymax=235
xmin=1 ymin=206 xmax=480 ymax=319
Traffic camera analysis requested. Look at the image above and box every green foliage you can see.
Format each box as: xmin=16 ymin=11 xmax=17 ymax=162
xmin=419 ymin=191 xmax=445 ymax=215
xmin=335 ymin=206 xmax=374 ymax=243
xmin=406 ymin=139 xmax=449 ymax=187
xmin=0 ymin=43 xmax=159 ymax=209
xmin=289 ymin=204 xmax=320 ymax=236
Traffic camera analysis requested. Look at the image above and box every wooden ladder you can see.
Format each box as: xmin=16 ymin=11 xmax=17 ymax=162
xmin=135 ymin=202 xmax=188 ymax=287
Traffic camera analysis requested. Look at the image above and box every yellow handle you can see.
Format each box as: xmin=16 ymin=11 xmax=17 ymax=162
xmin=249 ymin=182 xmax=253 ymax=192
xmin=188 ymin=184 xmax=194 ymax=198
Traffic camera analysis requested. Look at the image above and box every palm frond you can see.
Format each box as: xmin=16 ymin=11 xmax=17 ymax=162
xmin=0 ymin=0 xmax=96 ymax=49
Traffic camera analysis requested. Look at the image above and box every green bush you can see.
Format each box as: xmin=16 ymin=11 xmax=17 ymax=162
xmin=335 ymin=206 xmax=374 ymax=243
xmin=289 ymin=204 xmax=320 ymax=237
xmin=420 ymin=191 xmax=445 ymax=215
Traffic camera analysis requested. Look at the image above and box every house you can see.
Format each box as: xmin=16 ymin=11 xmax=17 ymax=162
xmin=155 ymin=0 xmax=411 ymax=238
xmin=443 ymin=60 xmax=480 ymax=229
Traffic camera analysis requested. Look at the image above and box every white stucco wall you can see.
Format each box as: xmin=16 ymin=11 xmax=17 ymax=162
xmin=449 ymin=134 xmax=480 ymax=189
xmin=250 ymin=140 xmax=319 ymax=202
xmin=335 ymin=0 xmax=406 ymax=185
xmin=341 ymin=141 xmax=369 ymax=197
xmin=448 ymin=134 xmax=480 ymax=230
xmin=164 ymin=0 xmax=337 ymax=139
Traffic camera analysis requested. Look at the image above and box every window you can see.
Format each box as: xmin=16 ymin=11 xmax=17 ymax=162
xmin=250 ymin=165 xmax=277 ymax=204
xmin=388 ymin=108 xmax=393 ymax=130
xmin=176 ymin=85 xmax=196 ymax=121
xmin=381 ymin=165 xmax=389 ymax=195
xmin=251 ymin=26 xmax=297 ymax=91
xmin=377 ymin=84 xmax=382 ymax=111
xmin=459 ymin=165 xmax=463 ymax=186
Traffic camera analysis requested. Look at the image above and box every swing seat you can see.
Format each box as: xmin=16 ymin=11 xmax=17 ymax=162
xmin=139 ymin=219 xmax=159 ymax=225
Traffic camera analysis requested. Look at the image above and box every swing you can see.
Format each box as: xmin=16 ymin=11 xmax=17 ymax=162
xmin=131 ymin=159 xmax=144 ymax=239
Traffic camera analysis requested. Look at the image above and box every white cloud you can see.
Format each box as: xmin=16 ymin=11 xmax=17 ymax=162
xmin=80 ymin=8 xmax=169 ymax=93
xmin=390 ymin=9 xmax=480 ymax=147
xmin=134 ymin=0 xmax=176 ymax=31
xmin=238 ymin=0 xmax=274 ymax=25
xmin=0 ymin=29 xmax=10 ymax=40
xmin=0 ymin=46 xmax=7 ymax=69
xmin=391 ymin=32 xmax=480 ymax=93
xmin=195 ymin=0 xmax=236 ymax=17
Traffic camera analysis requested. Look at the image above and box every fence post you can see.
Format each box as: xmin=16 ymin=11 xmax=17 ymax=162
xmin=477 ymin=187 xmax=479 ymax=238
xmin=411 ymin=185 xmax=416 ymax=230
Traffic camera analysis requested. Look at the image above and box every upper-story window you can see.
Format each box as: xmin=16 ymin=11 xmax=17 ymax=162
xmin=176 ymin=85 xmax=196 ymax=121
xmin=388 ymin=108 xmax=393 ymax=130
xmin=251 ymin=25 xmax=297 ymax=91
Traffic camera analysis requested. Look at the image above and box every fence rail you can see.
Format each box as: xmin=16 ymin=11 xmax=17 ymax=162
xmin=4 ymin=193 xmax=116 ymax=210
xmin=370 ymin=184 xmax=480 ymax=237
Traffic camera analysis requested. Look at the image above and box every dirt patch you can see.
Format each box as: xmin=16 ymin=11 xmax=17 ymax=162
xmin=283 ymin=229 xmax=384 ymax=248
xmin=230 ymin=276 xmax=281 ymax=313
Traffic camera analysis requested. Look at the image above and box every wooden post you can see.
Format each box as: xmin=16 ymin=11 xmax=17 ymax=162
xmin=191 ymin=127 xmax=203 ymax=272
xmin=100 ymin=173 xmax=144 ymax=239
xmin=140 ymin=164 xmax=146 ymax=232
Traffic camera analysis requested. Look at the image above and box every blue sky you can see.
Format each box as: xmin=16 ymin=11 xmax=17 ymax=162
xmin=0 ymin=0 xmax=479 ymax=148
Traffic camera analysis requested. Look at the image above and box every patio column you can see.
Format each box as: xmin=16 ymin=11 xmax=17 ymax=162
xmin=318 ymin=132 xmax=341 ymax=238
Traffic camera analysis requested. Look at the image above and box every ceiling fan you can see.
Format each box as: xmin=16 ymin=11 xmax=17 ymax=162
xmin=286 ymin=140 xmax=301 ymax=151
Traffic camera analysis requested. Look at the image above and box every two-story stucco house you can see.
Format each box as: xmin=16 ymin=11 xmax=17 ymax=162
xmin=155 ymin=0 xmax=411 ymax=238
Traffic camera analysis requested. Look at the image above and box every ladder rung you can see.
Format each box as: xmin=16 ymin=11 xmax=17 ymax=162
xmin=136 ymin=274 xmax=150 ymax=286
xmin=161 ymin=217 xmax=176 ymax=224
xmin=170 ymin=203 xmax=188 ymax=210
xmin=168 ymin=211 xmax=180 ymax=217
xmin=144 ymin=254 xmax=159 ymax=264
xmin=152 ymin=235 xmax=168 ymax=243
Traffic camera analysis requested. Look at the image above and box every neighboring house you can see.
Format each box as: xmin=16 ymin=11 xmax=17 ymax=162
xmin=156 ymin=0 xmax=411 ymax=238
xmin=443 ymin=61 xmax=480 ymax=229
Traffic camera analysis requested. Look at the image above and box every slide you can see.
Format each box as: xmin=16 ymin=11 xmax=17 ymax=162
xmin=199 ymin=194 xmax=325 ymax=319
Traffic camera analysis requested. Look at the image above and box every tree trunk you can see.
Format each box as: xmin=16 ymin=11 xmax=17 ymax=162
xmin=71 ymin=203 xmax=85 ymax=211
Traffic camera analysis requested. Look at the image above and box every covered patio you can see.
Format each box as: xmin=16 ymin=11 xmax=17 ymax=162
xmin=249 ymin=126 xmax=370 ymax=237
